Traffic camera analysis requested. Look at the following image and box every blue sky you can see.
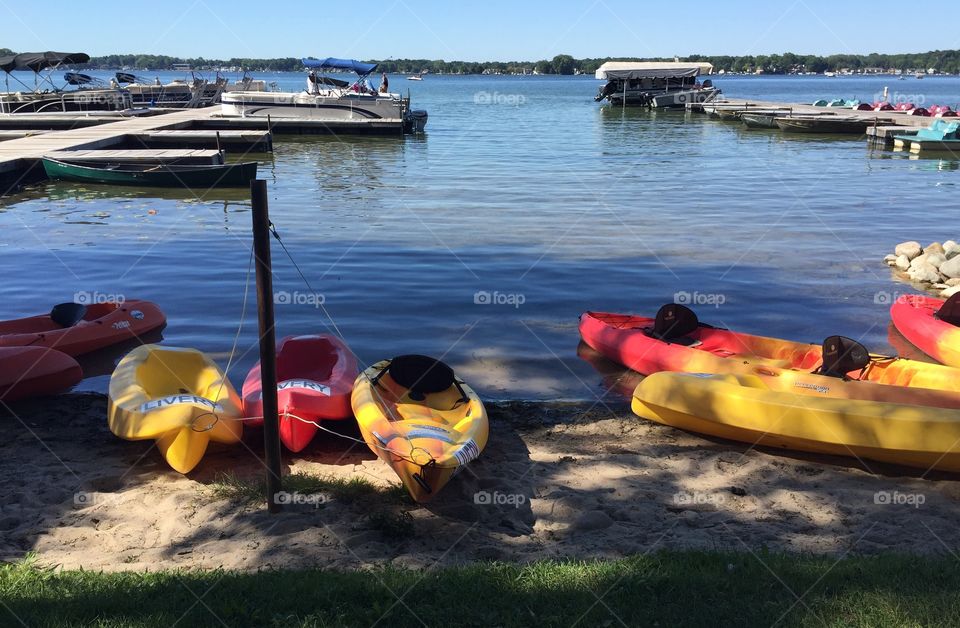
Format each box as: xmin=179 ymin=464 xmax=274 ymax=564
xmin=2 ymin=0 xmax=956 ymax=60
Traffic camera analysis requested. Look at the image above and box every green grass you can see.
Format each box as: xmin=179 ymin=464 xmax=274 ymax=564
xmin=208 ymin=471 xmax=408 ymax=505
xmin=2 ymin=552 xmax=960 ymax=627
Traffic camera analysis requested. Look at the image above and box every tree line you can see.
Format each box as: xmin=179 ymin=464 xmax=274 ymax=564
xmin=2 ymin=50 xmax=959 ymax=74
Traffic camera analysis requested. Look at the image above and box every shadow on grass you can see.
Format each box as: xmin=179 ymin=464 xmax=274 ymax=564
xmin=3 ymin=551 xmax=960 ymax=627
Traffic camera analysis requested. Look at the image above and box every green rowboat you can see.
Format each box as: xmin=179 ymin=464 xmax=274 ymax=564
xmin=42 ymin=158 xmax=258 ymax=187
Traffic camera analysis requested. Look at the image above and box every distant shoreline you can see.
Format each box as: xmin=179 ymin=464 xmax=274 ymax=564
xmin=3 ymin=48 xmax=959 ymax=76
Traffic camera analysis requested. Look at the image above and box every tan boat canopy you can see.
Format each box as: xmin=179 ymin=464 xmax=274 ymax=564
xmin=594 ymin=61 xmax=714 ymax=80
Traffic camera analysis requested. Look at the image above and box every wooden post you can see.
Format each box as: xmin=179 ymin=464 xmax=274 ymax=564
xmin=250 ymin=179 xmax=283 ymax=513
xmin=216 ymin=131 xmax=222 ymax=157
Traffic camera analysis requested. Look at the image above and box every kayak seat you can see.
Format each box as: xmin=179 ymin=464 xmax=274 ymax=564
xmin=936 ymin=293 xmax=960 ymax=327
xmin=388 ymin=355 xmax=455 ymax=401
xmin=50 ymin=302 xmax=88 ymax=328
xmin=817 ymin=336 xmax=870 ymax=379
xmin=644 ymin=303 xmax=702 ymax=347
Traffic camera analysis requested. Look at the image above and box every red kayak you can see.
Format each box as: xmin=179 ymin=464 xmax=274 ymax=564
xmin=242 ymin=334 xmax=358 ymax=452
xmin=579 ymin=307 xmax=822 ymax=375
xmin=0 ymin=346 xmax=82 ymax=402
xmin=0 ymin=301 xmax=165 ymax=357
xmin=890 ymin=294 xmax=960 ymax=367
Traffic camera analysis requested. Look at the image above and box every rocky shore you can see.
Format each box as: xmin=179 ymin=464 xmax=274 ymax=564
xmin=883 ymin=240 xmax=960 ymax=299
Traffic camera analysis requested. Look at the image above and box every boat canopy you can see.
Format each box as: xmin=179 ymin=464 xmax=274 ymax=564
xmin=302 ymin=57 xmax=378 ymax=75
xmin=594 ymin=61 xmax=713 ymax=80
xmin=0 ymin=51 xmax=90 ymax=73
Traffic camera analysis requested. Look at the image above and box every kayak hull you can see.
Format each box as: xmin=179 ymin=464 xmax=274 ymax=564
xmin=580 ymin=309 xmax=960 ymax=393
xmin=242 ymin=334 xmax=358 ymax=452
xmin=0 ymin=300 xmax=166 ymax=357
xmin=890 ymin=295 xmax=960 ymax=368
xmin=351 ymin=358 xmax=487 ymax=502
xmin=633 ymin=371 xmax=960 ymax=473
xmin=579 ymin=311 xmax=822 ymax=374
xmin=108 ymin=345 xmax=243 ymax=473
xmin=0 ymin=347 xmax=82 ymax=402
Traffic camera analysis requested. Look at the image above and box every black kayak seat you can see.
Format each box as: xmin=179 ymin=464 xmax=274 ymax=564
xmin=388 ymin=354 xmax=455 ymax=401
xmin=50 ymin=302 xmax=88 ymax=328
xmin=818 ymin=335 xmax=870 ymax=378
xmin=936 ymin=293 xmax=960 ymax=327
xmin=644 ymin=303 xmax=702 ymax=347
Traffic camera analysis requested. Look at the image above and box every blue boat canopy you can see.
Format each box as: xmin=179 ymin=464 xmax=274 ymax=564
xmin=301 ymin=57 xmax=378 ymax=75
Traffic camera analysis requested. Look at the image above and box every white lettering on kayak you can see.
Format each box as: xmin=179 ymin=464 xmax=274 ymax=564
xmin=139 ymin=395 xmax=223 ymax=414
xmin=277 ymin=379 xmax=331 ymax=395
xmin=112 ymin=320 xmax=131 ymax=330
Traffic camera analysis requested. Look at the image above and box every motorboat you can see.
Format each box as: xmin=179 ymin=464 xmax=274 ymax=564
xmin=0 ymin=51 xmax=132 ymax=114
xmin=220 ymin=57 xmax=428 ymax=133
xmin=594 ymin=61 xmax=721 ymax=108
xmin=116 ymin=71 xmax=231 ymax=108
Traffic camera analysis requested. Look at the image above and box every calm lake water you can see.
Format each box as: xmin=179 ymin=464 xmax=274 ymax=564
xmin=1 ymin=73 xmax=959 ymax=400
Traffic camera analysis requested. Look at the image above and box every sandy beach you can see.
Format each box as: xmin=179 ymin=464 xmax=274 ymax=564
xmin=2 ymin=382 xmax=959 ymax=573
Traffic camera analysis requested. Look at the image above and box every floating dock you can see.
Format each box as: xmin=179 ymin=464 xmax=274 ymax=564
xmin=686 ymin=98 xmax=946 ymax=148
xmin=0 ymin=104 xmax=415 ymax=192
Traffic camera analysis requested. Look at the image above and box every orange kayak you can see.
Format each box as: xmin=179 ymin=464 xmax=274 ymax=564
xmin=0 ymin=346 xmax=82 ymax=401
xmin=890 ymin=294 xmax=960 ymax=368
xmin=0 ymin=301 xmax=165 ymax=356
xmin=581 ymin=304 xmax=960 ymax=394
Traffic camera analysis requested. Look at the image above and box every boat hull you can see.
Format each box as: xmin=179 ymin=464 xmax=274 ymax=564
xmin=0 ymin=300 xmax=166 ymax=357
xmin=108 ymin=345 xmax=243 ymax=474
xmin=42 ymin=158 xmax=258 ymax=187
xmin=351 ymin=357 xmax=488 ymax=502
xmin=0 ymin=347 xmax=82 ymax=402
xmin=242 ymin=334 xmax=358 ymax=452
xmin=633 ymin=371 xmax=960 ymax=473
xmin=891 ymin=295 xmax=960 ymax=368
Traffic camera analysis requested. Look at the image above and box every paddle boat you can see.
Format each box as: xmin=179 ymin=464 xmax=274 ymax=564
xmin=892 ymin=119 xmax=960 ymax=152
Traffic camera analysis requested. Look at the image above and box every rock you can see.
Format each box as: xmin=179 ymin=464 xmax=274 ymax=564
xmin=572 ymin=510 xmax=614 ymax=531
xmin=908 ymin=263 xmax=941 ymax=284
xmin=928 ymin=253 xmax=947 ymax=269
xmin=940 ymin=255 xmax=960 ymax=279
xmin=895 ymin=241 xmax=923 ymax=260
xmin=883 ymin=254 xmax=897 ymax=266
xmin=942 ymin=286 xmax=960 ymax=299
xmin=895 ymin=255 xmax=910 ymax=271
xmin=926 ymin=242 xmax=945 ymax=256
xmin=944 ymin=240 xmax=960 ymax=259
xmin=946 ymin=278 xmax=960 ymax=287
xmin=729 ymin=486 xmax=748 ymax=496
xmin=909 ymin=254 xmax=928 ymax=269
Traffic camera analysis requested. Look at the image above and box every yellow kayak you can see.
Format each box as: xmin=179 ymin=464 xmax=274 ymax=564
xmin=351 ymin=355 xmax=488 ymax=502
xmin=108 ymin=345 xmax=243 ymax=473
xmin=632 ymin=367 xmax=960 ymax=473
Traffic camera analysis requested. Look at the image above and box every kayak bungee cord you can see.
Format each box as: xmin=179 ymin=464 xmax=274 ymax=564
xmin=261 ymin=222 xmax=445 ymax=470
xmin=233 ymin=411 xmax=458 ymax=469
